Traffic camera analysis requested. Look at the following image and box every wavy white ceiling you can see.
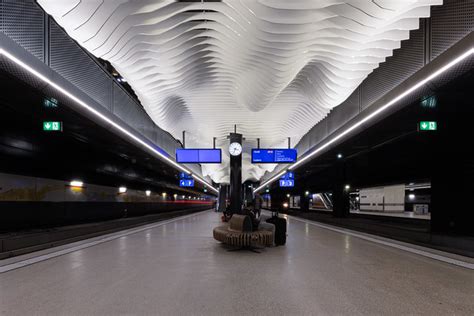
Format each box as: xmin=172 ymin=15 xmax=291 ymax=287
xmin=38 ymin=0 xmax=441 ymax=184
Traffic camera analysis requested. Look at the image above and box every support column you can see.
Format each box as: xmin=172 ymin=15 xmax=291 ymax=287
xmin=332 ymin=184 xmax=350 ymax=218
xmin=217 ymin=184 xmax=228 ymax=212
xmin=229 ymin=133 xmax=242 ymax=213
xmin=270 ymin=191 xmax=286 ymax=213
xmin=431 ymin=92 xmax=474 ymax=236
xmin=332 ymin=158 xmax=349 ymax=218
xmin=300 ymin=191 xmax=309 ymax=212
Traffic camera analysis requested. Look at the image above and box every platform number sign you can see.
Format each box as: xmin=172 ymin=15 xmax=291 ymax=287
xmin=179 ymin=179 xmax=194 ymax=187
xmin=279 ymin=179 xmax=294 ymax=187
xmin=419 ymin=121 xmax=437 ymax=131
xmin=43 ymin=121 xmax=62 ymax=132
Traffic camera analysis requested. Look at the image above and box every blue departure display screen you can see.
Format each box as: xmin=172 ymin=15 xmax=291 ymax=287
xmin=279 ymin=179 xmax=294 ymax=187
xmin=176 ymin=149 xmax=222 ymax=163
xmin=179 ymin=179 xmax=195 ymax=187
xmin=251 ymin=149 xmax=297 ymax=163
xmin=176 ymin=149 xmax=199 ymax=163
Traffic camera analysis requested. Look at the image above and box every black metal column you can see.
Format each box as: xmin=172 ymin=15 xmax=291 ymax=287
xmin=229 ymin=133 xmax=242 ymax=213
xmin=300 ymin=191 xmax=310 ymax=212
xmin=431 ymin=88 xmax=474 ymax=236
xmin=332 ymin=161 xmax=349 ymax=218
xmin=217 ymin=184 xmax=228 ymax=212
xmin=332 ymin=184 xmax=350 ymax=218
xmin=270 ymin=191 xmax=286 ymax=212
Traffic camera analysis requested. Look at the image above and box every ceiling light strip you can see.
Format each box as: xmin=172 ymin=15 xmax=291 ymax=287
xmin=0 ymin=48 xmax=218 ymax=194
xmin=254 ymin=48 xmax=474 ymax=193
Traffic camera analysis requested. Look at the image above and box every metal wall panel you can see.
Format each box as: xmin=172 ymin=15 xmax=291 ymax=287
xmin=0 ymin=0 xmax=44 ymax=62
xmin=327 ymin=88 xmax=360 ymax=135
xmin=49 ymin=20 xmax=112 ymax=111
xmin=361 ymin=26 xmax=425 ymax=110
xmin=431 ymin=0 xmax=474 ymax=60
xmin=0 ymin=1 xmax=197 ymax=175
xmin=285 ymin=1 xmax=473 ymax=184
xmin=113 ymin=84 xmax=180 ymax=157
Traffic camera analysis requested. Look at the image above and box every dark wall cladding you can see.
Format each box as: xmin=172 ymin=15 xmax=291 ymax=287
xmin=326 ymin=88 xmax=360 ymax=136
xmin=49 ymin=20 xmax=113 ymax=111
xmin=360 ymin=26 xmax=425 ymax=110
xmin=0 ymin=0 xmax=183 ymax=158
xmin=431 ymin=0 xmax=474 ymax=59
xmin=292 ymin=0 xmax=474 ymax=161
xmin=0 ymin=0 xmax=44 ymax=62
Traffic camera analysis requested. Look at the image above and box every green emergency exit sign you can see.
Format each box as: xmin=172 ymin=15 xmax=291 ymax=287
xmin=43 ymin=121 xmax=62 ymax=132
xmin=419 ymin=121 xmax=437 ymax=131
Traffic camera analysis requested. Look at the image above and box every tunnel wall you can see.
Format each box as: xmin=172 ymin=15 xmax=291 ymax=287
xmin=262 ymin=0 xmax=474 ymax=183
xmin=0 ymin=172 xmax=213 ymax=231
xmin=0 ymin=0 xmax=202 ymax=177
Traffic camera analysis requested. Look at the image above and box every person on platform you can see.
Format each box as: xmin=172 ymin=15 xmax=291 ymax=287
xmin=254 ymin=193 xmax=263 ymax=218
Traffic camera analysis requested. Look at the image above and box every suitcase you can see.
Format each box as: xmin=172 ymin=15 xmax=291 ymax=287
xmin=266 ymin=211 xmax=287 ymax=245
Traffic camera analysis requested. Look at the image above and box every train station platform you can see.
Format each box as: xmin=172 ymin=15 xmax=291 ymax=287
xmin=1 ymin=210 xmax=472 ymax=315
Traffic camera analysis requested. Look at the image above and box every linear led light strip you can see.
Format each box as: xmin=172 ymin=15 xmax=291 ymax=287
xmin=255 ymin=47 xmax=474 ymax=194
xmin=0 ymin=48 xmax=218 ymax=194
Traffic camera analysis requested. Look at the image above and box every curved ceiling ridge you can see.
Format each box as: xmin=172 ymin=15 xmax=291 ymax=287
xmin=38 ymin=0 xmax=441 ymax=183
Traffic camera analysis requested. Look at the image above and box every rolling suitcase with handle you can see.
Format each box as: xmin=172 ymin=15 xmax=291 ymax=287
xmin=266 ymin=210 xmax=287 ymax=245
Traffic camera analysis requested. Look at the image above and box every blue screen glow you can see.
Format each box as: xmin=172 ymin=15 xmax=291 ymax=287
xmin=176 ymin=149 xmax=221 ymax=163
xmin=179 ymin=179 xmax=195 ymax=187
xmin=280 ymin=172 xmax=294 ymax=180
xmin=198 ymin=149 xmax=222 ymax=163
xmin=279 ymin=179 xmax=294 ymax=187
xmin=179 ymin=172 xmax=193 ymax=179
xmin=252 ymin=149 xmax=297 ymax=163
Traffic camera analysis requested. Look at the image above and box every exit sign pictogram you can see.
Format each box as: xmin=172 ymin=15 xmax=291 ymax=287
xmin=419 ymin=121 xmax=437 ymax=131
xmin=43 ymin=121 xmax=62 ymax=132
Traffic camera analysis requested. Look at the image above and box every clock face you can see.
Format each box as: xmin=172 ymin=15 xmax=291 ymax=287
xmin=229 ymin=142 xmax=242 ymax=156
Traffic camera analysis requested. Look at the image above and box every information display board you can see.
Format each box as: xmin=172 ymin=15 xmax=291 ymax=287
xmin=251 ymin=149 xmax=297 ymax=163
xmin=176 ymin=149 xmax=222 ymax=163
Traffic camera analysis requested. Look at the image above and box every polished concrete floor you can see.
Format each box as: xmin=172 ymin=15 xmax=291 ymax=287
xmin=0 ymin=210 xmax=473 ymax=315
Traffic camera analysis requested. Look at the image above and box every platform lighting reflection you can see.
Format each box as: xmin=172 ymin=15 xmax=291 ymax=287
xmin=173 ymin=194 xmax=178 ymax=198
xmin=254 ymin=47 xmax=474 ymax=194
xmin=0 ymin=48 xmax=218 ymax=194
xmin=119 ymin=187 xmax=127 ymax=193
xmin=69 ymin=180 xmax=83 ymax=188
xmin=145 ymin=190 xmax=151 ymax=196
xmin=162 ymin=192 xmax=167 ymax=198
